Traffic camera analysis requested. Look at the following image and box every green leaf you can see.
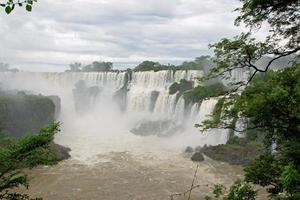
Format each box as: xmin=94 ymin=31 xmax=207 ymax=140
xmin=5 ymin=6 xmax=12 ymax=14
xmin=0 ymin=3 xmax=6 ymax=7
xmin=26 ymin=4 xmax=32 ymax=12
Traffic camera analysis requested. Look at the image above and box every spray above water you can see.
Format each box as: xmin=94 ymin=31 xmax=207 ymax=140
xmin=0 ymin=70 xmax=229 ymax=162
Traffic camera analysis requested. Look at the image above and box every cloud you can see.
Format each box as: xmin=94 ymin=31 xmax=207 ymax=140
xmin=0 ymin=0 xmax=244 ymax=71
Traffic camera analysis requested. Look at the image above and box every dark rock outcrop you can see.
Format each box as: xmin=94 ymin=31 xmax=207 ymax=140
xmin=130 ymin=120 xmax=183 ymax=137
xmin=0 ymin=92 xmax=56 ymax=136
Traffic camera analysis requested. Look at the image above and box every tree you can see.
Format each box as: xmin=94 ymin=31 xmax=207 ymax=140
xmin=134 ymin=61 xmax=161 ymax=72
xmin=0 ymin=122 xmax=61 ymax=200
xmin=206 ymin=0 xmax=299 ymax=89
xmin=203 ymin=64 xmax=300 ymax=198
xmin=200 ymin=2 xmax=300 ymax=197
xmin=0 ymin=0 xmax=37 ymax=14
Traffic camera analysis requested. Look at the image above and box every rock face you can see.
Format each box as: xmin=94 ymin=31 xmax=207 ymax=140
xmin=130 ymin=120 xmax=183 ymax=137
xmin=0 ymin=91 xmax=57 ymax=137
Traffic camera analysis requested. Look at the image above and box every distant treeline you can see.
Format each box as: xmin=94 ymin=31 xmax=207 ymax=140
xmin=66 ymin=55 xmax=298 ymax=73
xmin=65 ymin=55 xmax=213 ymax=72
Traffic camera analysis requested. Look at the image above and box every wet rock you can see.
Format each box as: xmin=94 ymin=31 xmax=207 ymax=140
xmin=51 ymin=143 xmax=71 ymax=161
xmin=191 ymin=152 xmax=204 ymax=162
xmin=130 ymin=120 xmax=183 ymax=137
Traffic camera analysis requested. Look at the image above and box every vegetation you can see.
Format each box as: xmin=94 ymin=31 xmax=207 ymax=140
xmin=133 ymin=61 xmax=165 ymax=72
xmin=0 ymin=0 xmax=36 ymax=14
xmin=184 ymin=82 xmax=227 ymax=104
xmin=210 ymin=98 xmax=225 ymax=126
xmin=133 ymin=56 xmax=213 ymax=72
xmin=169 ymin=79 xmax=194 ymax=95
xmin=205 ymin=180 xmax=256 ymax=200
xmin=198 ymin=136 xmax=264 ymax=166
xmin=203 ymin=62 xmax=300 ymax=198
xmin=0 ymin=123 xmax=66 ymax=200
xmin=199 ymin=0 xmax=300 ymax=199
xmin=0 ymin=92 xmax=56 ymax=137
xmin=206 ymin=0 xmax=299 ymax=87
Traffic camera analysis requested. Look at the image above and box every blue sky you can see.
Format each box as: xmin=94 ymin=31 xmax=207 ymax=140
xmin=0 ymin=0 xmax=246 ymax=72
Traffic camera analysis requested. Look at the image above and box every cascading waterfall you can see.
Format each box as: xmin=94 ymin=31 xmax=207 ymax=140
xmin=0 ymin=70 xmax=229 ymax=160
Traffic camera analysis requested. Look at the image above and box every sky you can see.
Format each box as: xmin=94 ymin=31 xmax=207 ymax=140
xmin=0 ymin=0 xmax=245 ymax=72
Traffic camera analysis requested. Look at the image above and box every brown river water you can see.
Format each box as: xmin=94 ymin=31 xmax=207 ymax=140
xmin=21 ymin=150 xmax=244 ymax=200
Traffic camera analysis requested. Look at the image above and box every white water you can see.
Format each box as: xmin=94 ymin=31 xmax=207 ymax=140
xmin=0 ymin=70 xmax=228 ymax=163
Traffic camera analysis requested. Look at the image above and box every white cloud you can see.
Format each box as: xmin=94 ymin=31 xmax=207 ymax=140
xmin=0 ymin=0 xmax=244 ymax=71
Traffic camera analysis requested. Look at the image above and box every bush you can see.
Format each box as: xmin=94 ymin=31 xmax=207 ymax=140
xmin=184 ymin=82 xmax=227 ymax=104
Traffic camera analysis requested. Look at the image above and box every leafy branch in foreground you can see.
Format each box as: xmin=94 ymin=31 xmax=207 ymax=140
xmin=205 ymin=0 xmax=299 ymax=90
xmin=0 ymin=0 xmax=37 ymax=14
xmin=0 ymin=122 xmax=61 ymax=200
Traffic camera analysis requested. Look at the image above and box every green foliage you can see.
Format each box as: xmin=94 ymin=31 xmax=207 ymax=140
xmin=211 ymin=98 xmax=225 ymax=126
xmin=244 ymin=152 xmax=282 ymax=189
xmin=184 ymin=82 xmax=227 ymax=104
xmin=1 ymin=0 xmax=37 ymax=14
xmin=235 ymin=0 xmax=299 ymax=50
xmin=228 ymin=64 xmax=300 ymax=198
xmin=200 ymin=137 xmax=264 ymax=166
xmin=133 ymin=57 xmax=212 ymax=72
xmin=0 ymin=93 xmax=55 ymax=136
xmin=213 ymin=184 xmax=225 ymax=198
xmin=232 ymin=64 xmax=300 ymax=146
xmin=224 ymin=180 xmax=256 ymax=200
xmin=134 ymin=61 xmax=162 ymax=72
xmin=281 ymin=164 xmax=300 ymax=197
xmin=0 ymin=123 xmax=60 ymax=199
xmin=207 ymin=0 xmax=299 ymax=88
xmin=197 ymin=1 xmax=299 ymax=199
xmin=205 ymin=180 xmax=256 ymax=200
xmin=168 ymin=79 xmax=193 ymax=95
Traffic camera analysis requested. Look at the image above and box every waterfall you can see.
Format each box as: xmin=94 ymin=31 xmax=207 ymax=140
xmin=0 ymin=70 xmax=229 ymax=150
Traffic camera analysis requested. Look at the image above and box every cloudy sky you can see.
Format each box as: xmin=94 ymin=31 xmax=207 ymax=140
xmin=0 ymin=0 xmax=245 ymax=72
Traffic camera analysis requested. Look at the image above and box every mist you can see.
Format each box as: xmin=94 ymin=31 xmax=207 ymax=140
xmin=0 ymin=71 xmax=229 ymax=163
